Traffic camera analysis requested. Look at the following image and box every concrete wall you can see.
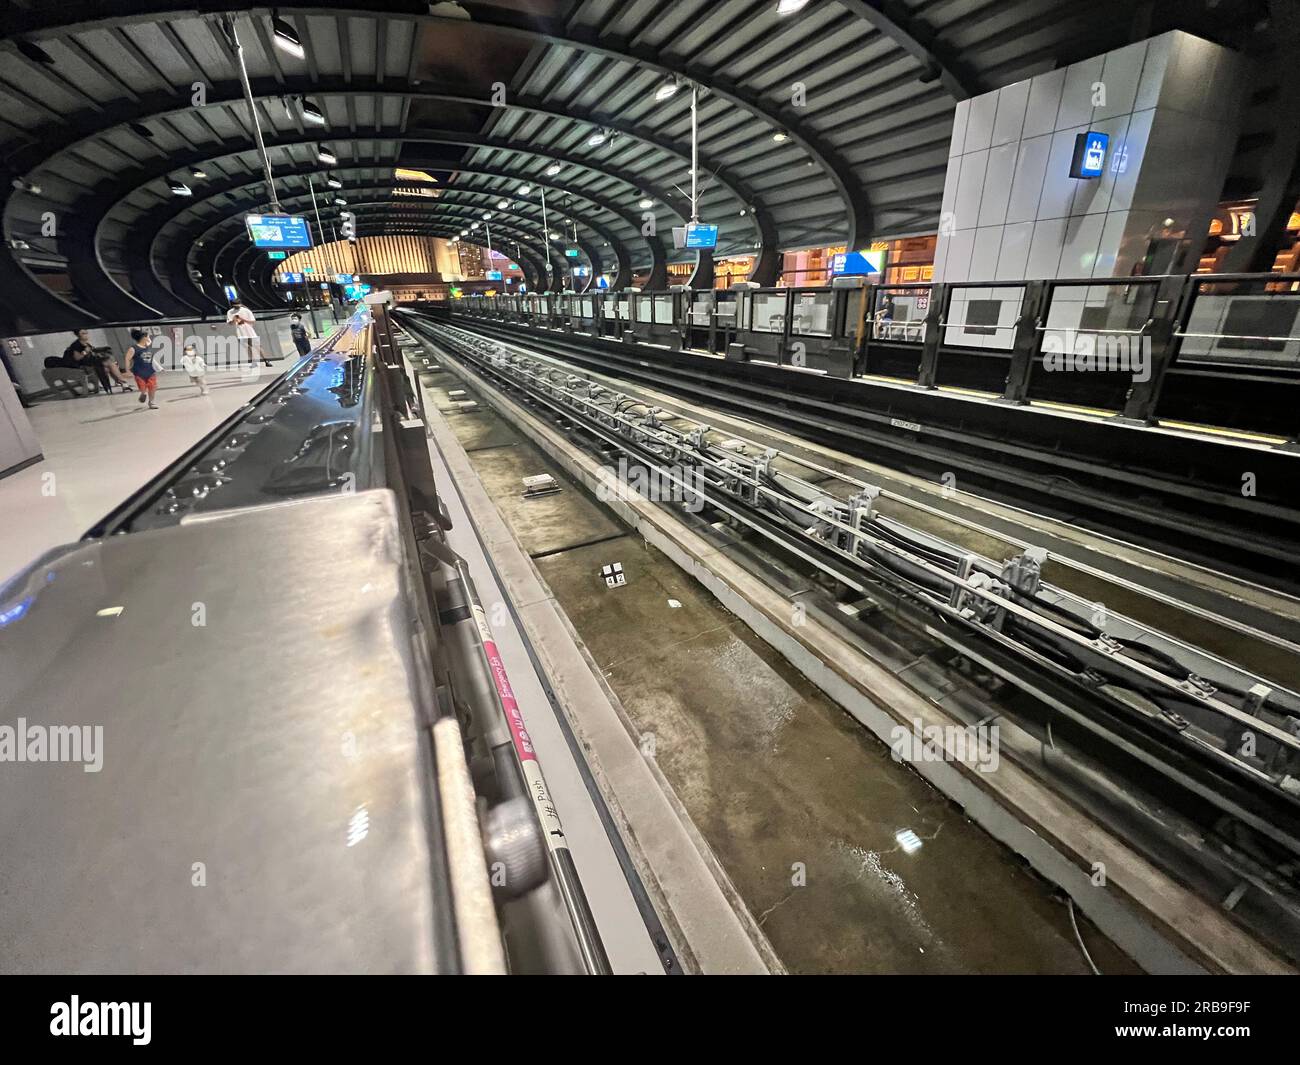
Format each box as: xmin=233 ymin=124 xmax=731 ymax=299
xmin=935 ymin=31 xmax=1246 ymax=287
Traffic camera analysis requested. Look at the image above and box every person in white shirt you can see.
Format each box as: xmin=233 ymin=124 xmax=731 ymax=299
xmin=181 ymin=343 xmax=209 ymax=395
xmin=226 ymin=301 xmax=271 ymax=367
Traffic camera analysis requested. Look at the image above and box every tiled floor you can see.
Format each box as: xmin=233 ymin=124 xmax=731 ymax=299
xmin=0 ymin=371 xmax=272 ymax=583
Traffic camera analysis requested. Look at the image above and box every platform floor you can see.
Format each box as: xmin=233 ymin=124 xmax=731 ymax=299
xmin=426 ymin=376 xmax=1140 ymax=974
xmin=0 ymin=371 xmax=271 ymax=583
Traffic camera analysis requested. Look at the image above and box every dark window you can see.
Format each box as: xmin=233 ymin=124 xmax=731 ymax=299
xmin=1220 ymin=298 xmax=1297 ymax=352
xmin=964 ymin=299 xmax=1001 ymax=336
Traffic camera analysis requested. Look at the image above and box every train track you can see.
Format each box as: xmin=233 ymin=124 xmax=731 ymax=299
xmin=399 ymin=309 xmax=1300 ymax=965
xmin=420 ymin=309 xmax=1300 ymax=596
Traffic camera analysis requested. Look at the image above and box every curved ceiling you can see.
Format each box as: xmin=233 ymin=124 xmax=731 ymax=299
xmin=0 ymin=0 xmax=1280 ymax=331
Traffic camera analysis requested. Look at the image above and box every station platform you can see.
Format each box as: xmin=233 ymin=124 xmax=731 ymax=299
xmin=0 ymin=369 xmax=275 ymax=581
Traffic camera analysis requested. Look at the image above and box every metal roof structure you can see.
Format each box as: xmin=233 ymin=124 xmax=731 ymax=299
xmin=0 ymin=0 xmax=1284 ymax=331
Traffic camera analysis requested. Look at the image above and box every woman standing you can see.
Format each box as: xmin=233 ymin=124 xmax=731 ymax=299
xmin=124 ymin=329 xmax=160 ymax=409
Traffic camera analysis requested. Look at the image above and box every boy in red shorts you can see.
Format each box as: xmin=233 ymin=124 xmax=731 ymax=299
xmin=124 ymin=328 xmax=160 ymax=409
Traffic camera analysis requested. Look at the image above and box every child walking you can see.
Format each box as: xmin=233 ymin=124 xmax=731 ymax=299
xmin=124 ymin=328 xmax=160 ymax=409
xmin=181 ymin=343 xmax=209 ymax=395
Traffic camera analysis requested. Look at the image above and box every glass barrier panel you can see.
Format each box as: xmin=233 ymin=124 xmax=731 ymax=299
xmin=1040 ymin=281 xmax=1156 ymax=357
xmin=943 ymin=286 xmax=1024 ymax=350
xmin=654 ymin=295 xmax=675 ymax=324
xmin=1178 ymin=279 xmax=1300 ymax=368
xmin=751 ymin=291 xmax=787 ymax=333
xmin=790 ymin=290 xmax=834 ymax=336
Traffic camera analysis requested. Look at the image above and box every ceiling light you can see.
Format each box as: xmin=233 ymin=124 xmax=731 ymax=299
xmin=772 ymin=130 xmax=789 ymax=143
xmin=739 ymin=209 xmax=747 ymax=216
xmin=471 ymin=222 xmax=480 ymax=229
xmin=317 ymin=145 xmax=337 ymax=165
xmin=168 ymin=181 xmax=192 ymax=197
xmin=587 ymin=130 xmax=607 ymax=147
xmin=519 ymin=184 xmax=532 ymax=195
xmin=334 ymin=197 xmax=347 ymax=206
xmin=483 ymin=211 xmax=493 ymax=219
xmin=10 ymin=178 xmax=41 ymax=195
xmin=299 ymin=98 xmax=326 ymax=125
xmin=326 ymin=176 xmax=343 ymax=189
xmin=496 ymin=199 xmax=509 ymax=209
xmin=190 ymin=167 xmax=207 ymax=179
xmin=655 ymin=81 xmax=679 ymax=102
xmin=638 ymin=198 xmax=653 ymax=209
xmin=461 ymin=229 xmax=468 ymax=235
xmin=8 ymin=239 xmax=30 ymax=251
xmin=271 ymin=16 xmax=305 ymax=60
xmin=548 ymin=232 xmax=560 ymax=240
xmin=776 ymin=0 xmax=810 ymax=14
xmin=546 ymin=163 xmax=562 ymax=177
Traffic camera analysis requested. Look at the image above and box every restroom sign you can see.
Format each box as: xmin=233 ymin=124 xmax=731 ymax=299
xmin=1069 ymin=131 xmax=1108 ymax=179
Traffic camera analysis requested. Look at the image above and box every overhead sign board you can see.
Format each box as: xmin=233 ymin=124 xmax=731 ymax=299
xmin=830 ymin=248 xmax=886 ymax=276
xmin=683 ymin=223 xmax=719 ymax=249
xmin=267 ymin=251 xmax=287 ymax=260
xmin=245 ymin=214 xmax=313 ymax=249
xmin=1069 ymin=131 xmax=1108 ymax=179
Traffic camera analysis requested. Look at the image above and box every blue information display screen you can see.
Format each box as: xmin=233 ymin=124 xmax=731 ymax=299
xmin=1069 ymin=131 xmax=1108 ymax=179
xmin=684 ymin=223 xmax=719 ymax=249
xmin=245 ymin=214 xmax=313 ymax=248
xmin=831 ymin=249 xmax=886 ymax=275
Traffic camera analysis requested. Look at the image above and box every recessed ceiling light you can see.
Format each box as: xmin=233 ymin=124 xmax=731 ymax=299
xmin=190 ymin=167 xmax=207 ymax=179
xmin=546 ymin=163 xmax=562 ymax=177
xmin=772 ymin=130 xmax=789 ymax=143
xmin=168 ymin=180 xmax=192 ymax=197
xmin=496 ymin=199 xmax=509 ymax=209
xmin=518 ymin=184 xmax=532 ymax=195
xmin=326 ymin=176 xmax=343 ymax=189
xmin=587 ymin=131 xmax=607 ymax=147
xmin=638 ymin=198 xmax=653 ymax=209
xmin=655 ymin=81 xmax=679 ymax=102
xmin=317 ymin=145 xmax=337 ymax=165
xmin=776 ymin=0 xmax=810 ymax=15
xmin=271 ymin=16 xmax=305 ymax=60
xmin=299 ymin=98 xmax=326 ymax=125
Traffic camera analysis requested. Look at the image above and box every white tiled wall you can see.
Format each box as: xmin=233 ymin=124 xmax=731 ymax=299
xmin=935 ymin=31 xmax=1245 ymax=297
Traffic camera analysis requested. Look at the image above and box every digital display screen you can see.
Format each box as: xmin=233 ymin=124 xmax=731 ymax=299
xmin=564 ymin=248 xmax=580 ymax=258
xmin=1069 ymin=131 xmax=1108 ymax=179
xmin=245 ymin=214 xmax=313 ymax=249
xmin=831 ymin=249 xmax=886 ymax=275
xmin=267 ymin=251 xmax=287 ymax=260
xmin=684 ymin=223 xmax=719 ymax=249
xmin=486 ymin=270 xmax=503 ymax=281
